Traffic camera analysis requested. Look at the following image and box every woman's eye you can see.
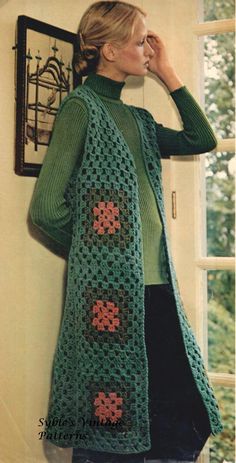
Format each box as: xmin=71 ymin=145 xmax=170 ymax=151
xmin=138 ymin=40 xmax=145 ymax=46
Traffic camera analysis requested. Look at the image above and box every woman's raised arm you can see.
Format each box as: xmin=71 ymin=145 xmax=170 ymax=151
xmin=146 ymin=32 xmax=217 ymax=158
xmin=155 ymin=85 xmax=218 ymax=158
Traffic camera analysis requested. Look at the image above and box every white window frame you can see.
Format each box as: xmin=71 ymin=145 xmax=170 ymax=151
xmin=193 ymin=14 xmax=235 ymax=463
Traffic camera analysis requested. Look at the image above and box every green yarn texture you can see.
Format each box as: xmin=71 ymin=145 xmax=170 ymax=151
xmin=45 ymin=85 xmax=223 ymax=452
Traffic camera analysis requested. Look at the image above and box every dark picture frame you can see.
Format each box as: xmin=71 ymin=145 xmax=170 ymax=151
xmin=15 ymin=15 xmax=81 ymax=177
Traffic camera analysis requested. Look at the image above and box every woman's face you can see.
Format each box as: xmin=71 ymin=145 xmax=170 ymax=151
xmin=101 ymin=14 xmax=155 ymax=81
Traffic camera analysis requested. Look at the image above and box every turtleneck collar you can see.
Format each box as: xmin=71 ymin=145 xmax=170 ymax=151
xmin=83 ymin=73 xmax=125 ymax=101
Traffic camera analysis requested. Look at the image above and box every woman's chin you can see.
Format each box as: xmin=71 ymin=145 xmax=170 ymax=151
xmin=132 ymin=69 xmax=149 ymax=77
xmin=142 ymin=66 xmax=149 ymax=74
xmin=125 ymin=68 xmax=149 ymax=78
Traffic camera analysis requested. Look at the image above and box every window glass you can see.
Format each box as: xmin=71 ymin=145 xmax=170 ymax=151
xmin=205 ymin=151 xmax=235 ymax=257
xmin=203 ymin=32 xmax=235 ymax=139
xmin=208 ymin=385 xmax=235 ymax=463
xmin=202 ymin=4 xmax=235 ymax=462
xmin=204 ymin=0 xmax=235 ymax=21
xmin=207 ymin=270 xmax=235 ymax=374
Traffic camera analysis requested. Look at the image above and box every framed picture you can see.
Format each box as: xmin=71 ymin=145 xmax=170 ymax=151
xmin=14 ymin=15 xmax=81 ymax=177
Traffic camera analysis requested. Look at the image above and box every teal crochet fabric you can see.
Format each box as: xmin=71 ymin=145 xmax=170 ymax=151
xmin=44 ymin=85 xmax=223 ymax=452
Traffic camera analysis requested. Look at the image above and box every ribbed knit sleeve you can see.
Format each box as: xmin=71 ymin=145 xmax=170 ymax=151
xmin=156 ymin=85 xmax=218 ymax=158
xmin=29 ymin=98 xmax=88 ymax=251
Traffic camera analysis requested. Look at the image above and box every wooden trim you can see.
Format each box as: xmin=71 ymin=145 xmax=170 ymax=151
xmin=208 ymin=372 xmax=235 ymax=388
xmin=215 ymin=138 xmax=235 ymax=152
xmin=193 ymin=18 xmax=235 ymax=35
xmin=195 ymin=257 xmax=235 ymax=270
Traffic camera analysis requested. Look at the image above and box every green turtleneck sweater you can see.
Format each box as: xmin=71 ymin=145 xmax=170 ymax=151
xmin=29 ymin=73 xmax=217 ymax=284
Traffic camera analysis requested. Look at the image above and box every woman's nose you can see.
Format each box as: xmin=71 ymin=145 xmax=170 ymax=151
xmin=145 ymin=41 xmax=155 ymax=57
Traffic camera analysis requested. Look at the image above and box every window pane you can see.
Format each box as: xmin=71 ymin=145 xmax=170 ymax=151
xmin=204 ymin=0 xmax=235 ymax=21
xmin=205 ymin=151 xmax=235 ymax=257
xmin=208 ymin=270 xmax=235 ymax=374
xmin=203 ymin=32 xmax=235 ymax=139
xmin=208 ymin=385 xmax=235 ymax=463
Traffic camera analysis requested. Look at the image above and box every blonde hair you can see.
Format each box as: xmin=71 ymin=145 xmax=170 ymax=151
xmin=73 ymin=0 xmax=146 ymax=76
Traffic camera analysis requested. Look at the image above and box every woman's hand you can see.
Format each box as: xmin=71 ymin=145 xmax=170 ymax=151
xmin=146 ymin=32 xmax=184 ymax=92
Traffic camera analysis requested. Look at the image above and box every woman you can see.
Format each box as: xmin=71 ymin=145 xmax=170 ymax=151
xmin=29 ymin=1 xmax=223 ymax=462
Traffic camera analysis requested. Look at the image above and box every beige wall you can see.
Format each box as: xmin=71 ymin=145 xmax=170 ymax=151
xmin=0 ymin=1 xmax=199 ymax=462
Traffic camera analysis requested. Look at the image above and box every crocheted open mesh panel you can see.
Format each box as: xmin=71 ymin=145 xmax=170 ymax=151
xmin=45 ymin=86 xmax=222 ymax=452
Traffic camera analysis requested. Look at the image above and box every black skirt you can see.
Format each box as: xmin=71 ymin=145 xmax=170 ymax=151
xmin=143 ymin=284 xmax=211 ymax=461
xmin=72 ymin=284 xmax=211 ymax=463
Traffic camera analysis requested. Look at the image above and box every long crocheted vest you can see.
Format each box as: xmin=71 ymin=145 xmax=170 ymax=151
xmin=45 ymin=85 xmax=223 ymax=452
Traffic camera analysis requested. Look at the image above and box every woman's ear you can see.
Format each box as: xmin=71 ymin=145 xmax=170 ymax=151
xmin=101 ymin=43 xmax=117 ymax=62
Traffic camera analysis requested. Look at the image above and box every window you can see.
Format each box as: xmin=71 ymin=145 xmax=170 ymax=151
xmin=194 ymin=1 xmax=235 ymax=461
